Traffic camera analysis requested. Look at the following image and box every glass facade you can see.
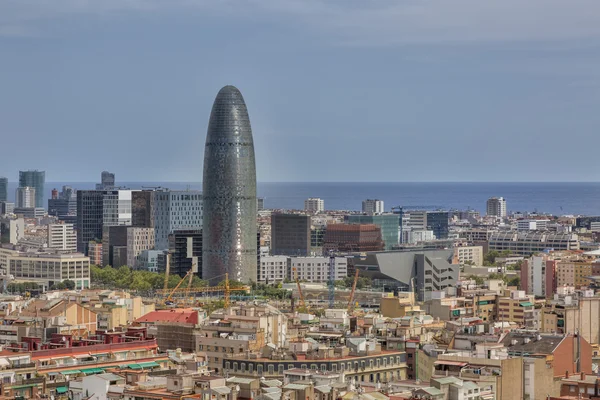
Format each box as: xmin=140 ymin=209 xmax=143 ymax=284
xmin=202 ymin=86 xmax=257 ymax=283
xmin=0 ymin=177 xmax=7 ymax=203
xmin=19 ymin=170 xmax=45 ymax=208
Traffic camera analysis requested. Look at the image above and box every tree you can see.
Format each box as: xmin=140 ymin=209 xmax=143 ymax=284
xmin=488 ymin=273 xmax=504 ymax=280
xmin=483 ymin=251 xmax=499 ymax=266
xmin=467 ymin=275 xmax=484 ymax=285
xmin=507 ymin=276 xmax=520 ymax=288
xmin=63 ymin=280 xmax=76 ymax=290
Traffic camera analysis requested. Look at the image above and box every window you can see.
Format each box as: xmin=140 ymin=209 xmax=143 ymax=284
xmin=233 ymin=363 xmax=238 ymax=372
xmin=278 ymin=365 xmax=284 ymax=374
xmin=257 ymin=365 xmax=263 ymax=375
xmin=311 ymin=364 xmax=318 ymax=371
xmin=249 ymin=364 xmax=254 ymax=373
xmin=268 ymin=365 xmax=274 ymax=374
xmin=225 ymin=362 xmax=230 ymax=370
xmin=321 ymin=364 xmax=327 ymax=372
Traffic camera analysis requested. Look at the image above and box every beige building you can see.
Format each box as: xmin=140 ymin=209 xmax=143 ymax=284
xmin=126 ymin=227 xmax=155 ymax=268
xmin=453 ymin=245 xmax=484 ymax=266
xmin=15 ymin=299 xmax=97 ymax=336
xmin=47 ymin=223 xmax=77 ymax=253
xmin=556 ymin=260 xmax=593 ymax=288
xmin=497 ymin=290 xmax=536 ymax=328
xmin=379 ymin=293 xmax=416 ymax=318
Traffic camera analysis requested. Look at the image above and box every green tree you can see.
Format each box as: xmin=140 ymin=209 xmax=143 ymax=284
xmin=467 ymin=275 xmax=484 ymax=285
xmin=483 ymin=251 xmax=499 ymax=266
xmin=507 ymin=276 xmax=521 ymax=287
xmin=63 ymin=280 xmax=76 ymax=290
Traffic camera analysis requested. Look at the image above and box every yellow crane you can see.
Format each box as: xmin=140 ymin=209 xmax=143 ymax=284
xmin=164 ymin=269 xmax=193 ymax=305
xmin=292 ymin=267 xmax=308 ymax=312
xmin=158 ymin=273 xmax=249 ymax=308
xmin=347 ymin=269 xmax=360 ymax=314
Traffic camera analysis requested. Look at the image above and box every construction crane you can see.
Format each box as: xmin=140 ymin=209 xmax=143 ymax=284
xmin=292 ymin=267 xmax=308 ymax=312
xmin=158 ymin=273 xmax=249 ymax=308
xmin=328 ymin=251 xmax=336 ymax=308
xmin=164 ymin=269 xmax=193 ymax=305
xmin=185 ymin=262 xmax=198 ymax=300
xmin=347 ymin=269 xmax=360 ymax=313
xmin=163 ymin=252 xmax=171 ymax=291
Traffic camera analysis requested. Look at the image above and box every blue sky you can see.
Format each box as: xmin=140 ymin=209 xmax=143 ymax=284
xmin=1 ymin=0 xmax=600 ymax=182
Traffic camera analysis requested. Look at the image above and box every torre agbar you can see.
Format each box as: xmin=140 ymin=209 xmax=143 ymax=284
xmin=202 ymin=85 xmax=258 ymax=283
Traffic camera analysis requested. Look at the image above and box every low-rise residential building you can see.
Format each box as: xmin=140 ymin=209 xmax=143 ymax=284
xmin=453 ymin=246 xmax=484 ymax=266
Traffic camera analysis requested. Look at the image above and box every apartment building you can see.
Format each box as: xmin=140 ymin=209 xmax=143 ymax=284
xmin=520 ymin=255 xmax=556 ymax=298
xmin=453 ymin=245 xmax=484 ymax=266
xmin=259 ymin=255 xmax=288 ymax=282
xmin=304 ymin=198 xmax=324 ymax=213
xmin=47 ymin=223 xmax=77 ymax=253
xmin=556 ymin=260 xmax=594 ymax=288
xmin=126 ymin=227 xmax=155 ymax=268
xmin=497 ymin=290 xmax=536 ymax=328
xmin=288 ymin=256 xmax=348 ymax=283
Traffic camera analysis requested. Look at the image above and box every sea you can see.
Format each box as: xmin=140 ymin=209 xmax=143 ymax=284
xmin=4 ymin=182 xmax=600 ymax=216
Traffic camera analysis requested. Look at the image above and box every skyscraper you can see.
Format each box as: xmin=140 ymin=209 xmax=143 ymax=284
xmin=486 ymin=197 xmax=507 ymax=218
xmin=15 ymin=187 xmax=35 ymax=208
xmin=19 ymin=170 xmax=45 ymax=208
xmin=202 ymin=85 xmax=257 ymax=283
xmin=96 ymin=171 xmax=115 ymax=190
xmin=0 ymin=177 xmax=7 ymax=203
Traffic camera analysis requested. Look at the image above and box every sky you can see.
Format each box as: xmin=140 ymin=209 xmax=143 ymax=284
xmin=1 ymin=0 xmax=600 ymax=182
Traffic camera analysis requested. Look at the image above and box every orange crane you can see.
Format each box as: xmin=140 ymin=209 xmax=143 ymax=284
xmin=158 ymin=273 xmax=249 ymax=308
xmin=164 ymin=269 xmax=193 ymax=305
xmin=292 ymin=267 xmax=308 ymax=312
xmin=347 ymin=269 xmax=360 ymax=313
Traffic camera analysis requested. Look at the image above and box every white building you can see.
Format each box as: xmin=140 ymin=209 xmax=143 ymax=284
xmin=259 ymin=255 xmax=288 ymax=283
xmin=486 ymin=197 xmax=507 ymax=218
xmin=453 ymin=245 xmax=484 ymax=266
xmin=47 ymin=223 xmax=77 ymax=252
xmin=289 ymin=256 xmax=347 ymax=282
xmin=304 ymin=198 xmax=324 ymax=213
xmin=69 ymin=372 xmax=125 ymax=400
xmin=15 ymin=187 xmax=35 ymax=208
xmin=517 ymin=219 xmax=548 ymax=231
xmin=362 ymin=199 xmax=384 ymax=215
xmin=103 ymin=190 xmax=133 ymax=226
xmin=153 ymin=190 xmax=203 ymax=249
xmin=402 ymin=226 xmax=435 ymax=244
xmin=138 ymin=249 xmax=163 ymax=272
xmin=127 ymin=227 xmax=156 ymax=268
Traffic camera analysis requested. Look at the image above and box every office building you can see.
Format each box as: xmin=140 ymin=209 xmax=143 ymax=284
xmin=0 ymin=202 xmax=14 ymax=215
xmin=137 ymin=249 xmax=163 ymax=272
xmin=47 ymin=223 xmax=77 ymax=253
xmin=488 ymin=232 xmax=580 ymax=255
xmin=0 ymin=177 xmax=7 ymax=203
xmin=127 ymin=227 xmax=155 ymax=269
xmin=0 ymin=217 xmax=24 ymax=245
xmin=271 ymin=213 xmax=311 ymax=256
xmin=102 ymin=225 xmax=128 ymax=267
xmin=520 ymin=255 xmax=556 ymax=298
xmin=48 ymin=186 xmax=77 ymax=219
xmin=257 ymin=197 xmax=264 ymax=211
xmin=304 ymin=198 xmax=324 ymax=213
xmin=362 ymin=199 xmax=384 ymax=215
xmin=132 ymin=190 xmax=154 ymax=228
xmin=425 ymin=211 xmax=449 ymax=239
xmin=288 ymin=256 xmax=348 ymax=282
xmin=353 ymin=249 xmax=459 ymax=301
xmin=258 ymin=255 xmax=288 ymax=283
xmin=13 ymin=207 xmax=45 ymax=219
xmin=202 ymin=85 xmax=257 ymax=284
xmin=323 ymin=223 xmax=385 ymax=253
xmin=486 ymin=197 xmax=507 ymax=218
xmin=0 ymin=247 xmax=90 ymax=290
xmin=517 ymin=219 xmax=548 ymax=231
xmin=153 ymin=190 xmax=202 ymax=250
xmin=168 ymin=230 xmax=202 ymax=277
xmin=345 ymin=214 xmax=399 ymax=250
xmin=76 ymin=190 xmax=133 ymax=255
xmin=96 ymin=171 xmax=115 ymax=190
xmin=18 ymin=170 xmax=45 ymax=208
xmin=15 ymin=186 xmax=35 ymax=208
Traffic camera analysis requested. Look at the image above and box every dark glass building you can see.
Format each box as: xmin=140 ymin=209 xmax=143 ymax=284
xmin=271 ymin=213 xmax=311 ymax=256
xmin=169 ymin=230 xmax=203 ymax=277
xmin=19 ymin=170 xmax=45 ymax=208
xmin=0 ymin=177 xmax=7 ymax=203
xmin=202 ymin=86 xmax=257 ymax=283
xmin=426 ymin=211 xmax=449 ymax=240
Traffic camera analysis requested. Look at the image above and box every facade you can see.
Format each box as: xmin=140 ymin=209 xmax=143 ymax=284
xmin=257 ymin=197 xmax=264 ymax=211
xmin=497 ymin=290 xmax=536 ymax=327
xmin=288 ymin=256 xmax=348 ymax=282
xmin=486 ymin=197 xmax=507 ymax=218
xmin=48 ymin=186 xmax=77 ymax=219
xmin=453 ymin=245 xmax=484 ymax=266
xmin=426 ymin=211 xmax=449 ymax=240
xmin=88 ymin=241 xmax=102 ymax=265
xmin=0 ymin=177 xmax=7 ymax=202
xmin=153 ymin=190 xmax=202 ymax=249
xmin=15 ymin=186 xmax=35 ymax=208
xmin=48 ymin=223 xmax=77 ymax=253
xmin=270 ymin=213 xmax=311 ymax=256
xmin=13 ymin=207 xmax=45 ymax=218
xmin=132 ymin=190 xmax=154 ymax=228
xmin=556 ymin=260 xmax=593 ymax=288
xmin=517 ymin=219 xmax=548 ymax=231
xmin=127 ymin=227 xmax=156 ymax=269
xmin=323 ymin=223 xmax=385 ymax=253
xmin=202 ymin=85 xmax=257 ymax=284
xmin=520 ymin=255 xmax=556 ymax=298
xmin=0 ymin=217 xmax=24 ymax=245
xmin=0 ymin=202 xmax=14 ymax=215
xmin=488 ymin=232 xmax=580 ymax=255
xmin=19 ymin=170 xmax=45 ymax=208
xmin=0 ymin=248 xmax=91 ymax=289
xmin=345 ymin=214 xmax=399 ymax=250
xmin=102 ymin=225 xmax=128 ymax=267
xmin=362 ymin=199 xmax=384 ymax=215
xmin=96 ymin=170 xmax=115 ymax=190
xmin=259 ymin=255 xmax=288 ymax=282
xmin=168 ymin=229 xmax=202 ymax=277
xmin=76 ymin=190 xmax=134 ymax=255
xmin=304 ymin=198 xmax=324 ymax=213
xmin=138 ymin=249 xmax=163 ymax=272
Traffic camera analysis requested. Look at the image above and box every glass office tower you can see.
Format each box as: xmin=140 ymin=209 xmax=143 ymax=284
xmin=19 ymin=170 xmax=45 ymax=208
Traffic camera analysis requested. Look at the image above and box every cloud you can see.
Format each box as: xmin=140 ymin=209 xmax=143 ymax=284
xmin=2 ymin=0 xmax=600 ymax=44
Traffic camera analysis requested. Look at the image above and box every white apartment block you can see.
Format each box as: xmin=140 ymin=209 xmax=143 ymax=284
xmin=127 ymin=227 xmax=156 ymax=269
xmin=153 ymin=190 xmax=202 ymax=249
xmin=304 ymin=198 xmax=324 ymax=213
xmin=453 ymin=245 xmax=484 ymax=266
xmin=486 ymin=197 xmax=507 ymax=218
xmin=47 ymin=223 xmax=77 ymax=252
xmin=289 ymin=256 xmax=347 ymax=283
xmin=517 ymin=219 xmax=548 ymax=231
xmin=15 ymin=187 xmax=35 ymax=208
xmin=362 ymin=199 xmax=384 ymax=215
xmin=259 ymin=255 xmax=289 ymax=283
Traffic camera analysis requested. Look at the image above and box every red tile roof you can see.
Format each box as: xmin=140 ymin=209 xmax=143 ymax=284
xmin=135 ymin=309 xmax=199 ymax=325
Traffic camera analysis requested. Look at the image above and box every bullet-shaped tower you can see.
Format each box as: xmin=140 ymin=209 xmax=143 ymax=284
xmin=202 ymin=85 xmax=257 ymax=284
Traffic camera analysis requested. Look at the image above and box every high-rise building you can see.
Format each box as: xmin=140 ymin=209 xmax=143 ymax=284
xmin=96 ymin=171 xmax=115 ymax=190
xmin=18 ymin=170 xmax=45 ymax=208
xmin=102 ymin=225 xmax=128 ymax=267
xmin=127 ymin=227 xmax=155 ymax=269
xmin=153 ymin=190 xmax=202 ymax=250
xmin=257 ymin=197 xmax=265 ymax=211
xmin=132 ymin=190 xmax=155 ymax=228
xmin=425 ymin=211 xmax=449 ymax=240
xmin=15 ymin=186 xmax=35 ymax=208
xmin=202 ymin=85 xmax=257 ymax=283
xmin=520 ymin=255 xmax=556 ymax=298
xmin=0 ymin=177 xmax=7 ymax=203
xmin=48 ymin=186 xmax=77 ymax=220
xmin=345 ymin=214 xmax=399 ymax=250
xmin=270 ymin=213 xmax=311 ymax=256
xmin=168 ymin=230 xmax=202 ymax=277
xmin=362 ymin=199 xmax=384 ymax=215
xmin=304 ymin=198 xmax=324 ymax=213
xmin=47 ymin=223 xmax=77 ymax=253
xmin=76 ymin=190 xmax=134 ymax=255
xmin=323 ymin=223 xmax=385 ymax=253
xmin=486 ymin=197 xmax=507 ymax=218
